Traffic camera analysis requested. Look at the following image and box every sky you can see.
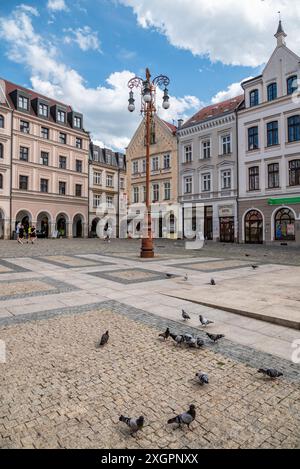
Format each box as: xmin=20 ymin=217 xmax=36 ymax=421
xmin=0 ymin=0 xmax=300 ymax=151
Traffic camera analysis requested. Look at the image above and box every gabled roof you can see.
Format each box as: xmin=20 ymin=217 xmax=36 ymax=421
xmin=181 ymin=95 xmax=244 ymax=129
xmin=162 ymin=119 xmax=177 ymax=135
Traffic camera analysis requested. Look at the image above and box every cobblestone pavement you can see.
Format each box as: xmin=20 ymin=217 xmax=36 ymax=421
xmin=0 ymin=305 xmax=299 ymax=449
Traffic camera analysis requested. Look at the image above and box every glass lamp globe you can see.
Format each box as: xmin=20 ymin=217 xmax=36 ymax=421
xmin=128 ymin=103 xmax=135 ymax=112
xmin=162 ymin=100 xmax=170 ymax=109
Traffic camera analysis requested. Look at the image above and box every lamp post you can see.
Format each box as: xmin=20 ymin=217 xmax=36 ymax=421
xmin=127 ymin=68 xmax=170 ymax=258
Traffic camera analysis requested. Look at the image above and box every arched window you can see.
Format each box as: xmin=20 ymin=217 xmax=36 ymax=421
xmin=287 ymin=75 xmax=298 ymax=95
xmin=289 ymin=159 xmax=300 ymax=186
xmin=0 ymin=115 xmax=4 ymax=128
xmin=275 ymin=208 xmax=295 ymax=241
xmin=267 ymin=82 xmax=277 ymax=101
xmin=245 ymin=210 xmax=263 ymax=244
xmin=288 ymin=116 xmax=300 ymax=142
xmin=0 ymin=143 xmax=3 ymax=159
xmin=250 ymin=89 xmax=259 ymax=107
xmin=0 ymin=173 xmax=3 ymax=189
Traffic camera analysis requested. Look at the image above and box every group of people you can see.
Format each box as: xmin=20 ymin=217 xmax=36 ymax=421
xmin=16 ymin=222 xmax=37 ymax=245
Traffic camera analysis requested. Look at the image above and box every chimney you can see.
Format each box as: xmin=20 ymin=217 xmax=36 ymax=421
xmin=177 ymin=119 xmax=184 ymax=129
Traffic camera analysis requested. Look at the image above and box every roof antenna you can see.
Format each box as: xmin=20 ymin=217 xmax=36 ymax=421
xmin=278 ymin=11 xmax=281 ymax=21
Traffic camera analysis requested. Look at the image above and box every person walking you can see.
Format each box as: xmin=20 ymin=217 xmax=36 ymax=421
xmin=18 ymin=224 xmax=24 ymax=245
xmin=105 ymin=225 xmax=113 ymax=243
xmin=30 ymin=225 xmax=37 ymax=244
xmin=27 ymin=225 xmax=32 ymax=244
xmin=16 ymin=222 xmax=21 ymax=243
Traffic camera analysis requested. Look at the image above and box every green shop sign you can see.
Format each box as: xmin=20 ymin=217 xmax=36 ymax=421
xmin=268 ymin=197 xmax=300 ymax=206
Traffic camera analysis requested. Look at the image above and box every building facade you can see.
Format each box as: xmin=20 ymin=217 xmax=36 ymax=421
xmin=0 ymin=81 xmax=12 ymax=239
xmin=126 ymin=115 xmax=178 ymax=238
xmin=238 ymin=23 xmax=300 ymax=245
xmin=0 ymin=78 xmax=89 ymax=239
xmin=178 ymin=96 xmax=243 ymax=242
xmin=89 ymin=144 xmax=126 ymax=238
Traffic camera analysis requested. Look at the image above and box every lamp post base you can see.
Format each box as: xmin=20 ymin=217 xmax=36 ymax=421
xmin=140 ymin=238 xmax=154 ymax=258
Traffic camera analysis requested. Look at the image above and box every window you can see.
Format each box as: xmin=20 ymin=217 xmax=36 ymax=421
xmin=94 ymin=172 xmax=102 ymax=185
xmin=132 ymin=161 xmax=139 ymax=174
xmin=59 ymin=132 xmax=67 ymax=144
xmin=289 ymin=160 xmax=300 ymax=186
xmin=267 ymin=121 xmax=279 ymax=146
xmin=275 ymin=208 xmax=295 ymax=241
xmin=75 ymin=184 xmax=82 ymax=197
xmin=41 ymin=127 xmax=49 ymax=139
xmin=248 ymin=127 xmax=259 ymax=150
xmin=59 ymin=156 xmax=67 ymax=169
xmin=222 ymin=135 xmax=231 ymax=154
xmin=133 ymin=187 xmax=139 ymax=203
xmin=142 ymin=186 xmax=146 ymax=203
xmin=18 ymin=96 xmax=29 ymax=111
xmin=184 ymin=176 xmax=192 ymax=194
xmin=76 ymin=160 xmax=82 ymax=173
xmin=288 ymin=115 xmax=300 ymax=142
xmin=59 ymin=181 xmax=66 ymax=195
xmin=267 ymin=83 xmax=277 ymax=101
xmin=20 ymin=120 xmax=29 ymax=134
xmin=268 ymin=163 xmax=279 ymax=188
xmin=202 ymin=140 xmax=211 ymax=159
xmin=142 ymin=159 xmax=146 ymax=173
xmin=120 ymin=178 xmax=125 ymax=190
xmin=287 ymin=76 xmax=298 ymax=95
xmin=0 ymin=174 xmax=3 ymax=189
xmin=106 ymin=195 xmax=113 ymax=208
xmin=0 ymin=115 xmax=4 ymax=128
xmin=57 ymin=110 xmax=66 ymax=123
xmin=250 ymin=89 xmax=259 ymax=107
xmin=184 ymin=145 xmax=192 ymax=163
xmin=39 ymin=103 xmax=48 ymax=117
xmin=40 ymin=152 xmax=49 ymax=166
xmin=152 ymin=184 xmax=159 ymax=202
xmin=0 ymin=143 xmax=3 ymax=159
xmin=40 ymin=178 xmax=48 ymax=193
xmin=19 ymin=175 xmax=28 ymax=190
xmin=74 ymin=116 xmax=81 ymax=128
xmin=106 ymin=174 xmax=113 ymax=187
xmin=164 ymin=182 xmax=171 ymax=200
xmin=221 ymin=170 xmax=231 ymax=189
xmin=249 ymin=166 xmax=260 ymax=191
xmin=20 ymin=146 xmax=29 ymax=161
xmin=76 ymin=137 xmax=82 ymax=149
xmin=152 ymin=156 xmax=159 ymax=171
xmin=93 ymin=195 xmax=101 ymax=208
xmin=202 ymin=173 xmax=211 ymax=192
xmin=163 ymin=154 xmax=171 ymax=169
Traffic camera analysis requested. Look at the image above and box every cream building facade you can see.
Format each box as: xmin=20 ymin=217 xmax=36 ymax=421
xmin=0 ymin=82 xmax=12 ymax=239
xmin=126 ymin=115 xmax=178 ymax=238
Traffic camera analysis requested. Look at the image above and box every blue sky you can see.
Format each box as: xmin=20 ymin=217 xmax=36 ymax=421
xmin=0 ymin=0 xmax=299 ymax=150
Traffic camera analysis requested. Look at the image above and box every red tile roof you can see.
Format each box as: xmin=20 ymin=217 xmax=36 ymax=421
xmin=182 ymin=95 xmax=244 ymax=129
xmin=162 ymin=119 xmax=177 ymax=134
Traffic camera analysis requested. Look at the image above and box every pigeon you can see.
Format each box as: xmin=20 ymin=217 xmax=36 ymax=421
xmin=182 ymin=309 xmax=191 ymax=321
xmin=206 ymin=333 xmax=224 ymax=343
xmin=257 ymin=368 xmax=283 ymax=379
xmin=170 ymin=333 xmax=185 ymax=345
xmin=183 ymin=334 xmax=194 ymax=343
xmin=184 ymin=273 xmax=188 ymax=281
xmin=196 ymin=372 xmax=209 ymax=385
xmin=196 ymin=337 xmax=205 ymax=348
xmin=167 ymin=405 xmax=196 ymax=429
xmin=159 ymin=327 xmax=170 ymax=341
xmin=210 ymin=278 xmax=216 ymax=286
xmin=199 ymin=315 xmax=214 ymax=327
xmin=166 ymin=273 xmax=175 ymax=279
xmin=252 ymin=265 xmax=259 ymax=270
xmin=119 ymin=415 xmax=144 ymax=434
xmin=99 ymin=330 xmax=109 ymax=347
xmin=245 ymin=254 xmax=250 ymax=257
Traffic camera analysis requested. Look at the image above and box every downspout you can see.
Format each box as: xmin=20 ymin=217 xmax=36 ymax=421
xmin=117 ymin=167 xmax=120 ymax=238
xmin=9 ymin=109 xmax=14 ymax=240
xmin=235 ymin=108 xmax=240 ymax=244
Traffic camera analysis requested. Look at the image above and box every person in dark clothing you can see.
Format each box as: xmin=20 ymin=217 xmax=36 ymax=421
xmin=30 ymin=226 xmax=37 ymax=244
xmin=18 ymin=225 xmax=24 ymax=245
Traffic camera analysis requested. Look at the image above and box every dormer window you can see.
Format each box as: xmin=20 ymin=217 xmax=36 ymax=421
xmin=74 ymin=116 xmax=82 ymax=128
xmin=57 ymin=110 xmax=66 ymax=123
xmin=39 ymin=103 xmax=48 ymax=118
xmin=287 ymin=76 xmax=298 ymax=95
xmin=267 ymin=83 xmax=277 ymax=101
xmin=250 ymin=89 xmax=259 ymax=107
xmin=18 ymin=96 xmax=29 ymax=111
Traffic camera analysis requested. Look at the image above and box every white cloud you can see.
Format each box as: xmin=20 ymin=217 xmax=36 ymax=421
xmin=64 ymin=26 xmax=101 ymax=52
xmin=47 ymin=0 xmax=67 ymax=12
xmin=211 ymin=77 xmax=252 ymax=104
xmin=0 ymin=7 xmax=200 ymax=151
xmin=18 ymin=4 xmax=39 ymax=16
xmin=119 ymin=0 xmax=300 ymax=67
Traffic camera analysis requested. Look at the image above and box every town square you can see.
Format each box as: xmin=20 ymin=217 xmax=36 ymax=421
xmin=0 ymin=0 xmax=300 ymax=454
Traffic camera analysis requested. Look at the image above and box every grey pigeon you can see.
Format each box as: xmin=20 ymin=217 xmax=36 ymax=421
xmin=159 ymin=327 xmax=170 ymax=341
xmin=119 ymin=415 xmax=144 ymax=434
xmin=252 ymin=265 xmax=259 ymax=270
xmin=166 ymin=273 xmax=175 ymax=279
xmin=183 ymin=333 xmax=193 ymax=343
xmin=170 ymin=333 xmax=185 ymax=345
xmin=210 ymin=278 xmax=216 ymax=286
xmin=199 ymin=315 xmax=214 ymax=327
xmin=182 ymin=309 xmax=191 ymax=321
xmin=99 ymin=330 xmax=109 ymax=347
xmin=196 ymin=372 xmax=209 ymax=385
xmin=184 ymin=273 xmax=188 ymax=281
xmin=167 ymin=405 xmax=196 ymax=429
xmin=196 ymin=337 xmax=205 ymax=348
xmin=258 ymin=368 xmax=283 ymax=379
xmin=206 ymin=333 xmax=224 ymax=343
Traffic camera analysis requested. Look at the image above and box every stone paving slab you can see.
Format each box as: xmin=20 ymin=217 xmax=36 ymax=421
xmin=87 ymin=268 xmax=179 ymax=285
xmin=0 ymin=303 xmax=299 ymax=449
xmin=0 ymin=259 xmax=30 ymax=274
xmin=0 ymin=277 xmax=78 ymax=302
xmin=33 ymin=255 xmax=116 ymax=269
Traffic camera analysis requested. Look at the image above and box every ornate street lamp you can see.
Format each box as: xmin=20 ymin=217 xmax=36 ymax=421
xmin=127 ymin=68 xmax=170 ymax=258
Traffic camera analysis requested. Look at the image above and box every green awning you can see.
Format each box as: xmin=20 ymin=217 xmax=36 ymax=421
xmin=268 ymin=197 xmax=300 ymax=206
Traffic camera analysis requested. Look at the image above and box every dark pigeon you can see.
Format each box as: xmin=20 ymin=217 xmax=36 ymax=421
xmin=167 ymin=405 xmax=196 ymax=429
xmin=196 ymin=372 xmax=209 ymax=385
xmin=159 ymin=327 xmax=170 ymax=341
xmin=210 ymin=278 xmax=216 ymax=286
xmin=252 ymin=265 xmax=259 ymax=270
xmin=258 ymin=368 xmax=283 ymax=379
xmin=170 ymin=333 xmax=185 ymax=345
xmin=206 ymin=333 xmax=224 ymax=343
xmin=119 ymin=415 xmax=144 ymax=434
xmin=182 ymin=309 xmax=191 ymax=321
xmin=99 ymin=330 xmax=109 ymax=347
